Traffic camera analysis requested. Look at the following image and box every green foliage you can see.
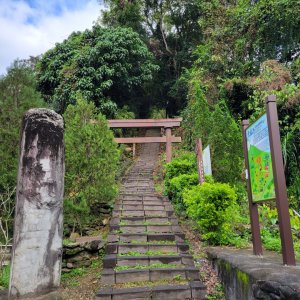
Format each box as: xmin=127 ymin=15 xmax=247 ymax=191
xmin=61 ymin=267 xmax=87 ymax=287
xmin=102 ymin=0 xmax=203 ymax=115
xmin=167 ymin=173 xmax=199 ymax=212
xmin=164 ymin=153 xmax=197 ymax=192
xmin=36 ymin=26 xmax=159 ymax=114
xmin=0 ymin=264 xmax=10 ymax=288
xmin=261 ymin=229 xmax=281 ymax=252
xmin=114 ymin=263 xmax=180 ymax=271
xmin=0 ymin=60 xmax=46 ymax=191
xmin=182 ymin=82 xmax=211 ymax=148
xmin=182 ymin=84 xmax=243 ymax=184
xmin=63 ymin=98 xmax=119 ymax=232
xmin=259 ymin=204 xmax=300 ymax=253
xmin=208 ymin=101 xmax=243 ymax=184
xmin=183 ymin=182 xmax=245 ymax=245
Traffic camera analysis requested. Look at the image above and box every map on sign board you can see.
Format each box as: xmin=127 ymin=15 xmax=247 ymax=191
xmin=203 ymin=145 xmax=212 ymax=175
xmin=246 ymin=114 xmax=275 ymax=202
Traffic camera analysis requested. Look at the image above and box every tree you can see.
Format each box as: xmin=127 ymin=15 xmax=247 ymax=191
xmin=102 ymin=0 xmax=203 ymax=115
xmin=36 ymin=26 xmax=159 ymax=115
xmin=63 ymin=97 xmax=120 ymax=232
xmin=0 ymin=60 xmax=46 ymax=192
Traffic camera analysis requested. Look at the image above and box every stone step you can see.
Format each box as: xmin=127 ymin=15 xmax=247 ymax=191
xmin=101 ymin=266 xmax=200 ymax=285
xmin=108 ymin=233 xmax=185 ymax=244
xmin=105 ymin=242 xmax=189 ymax=255
xmin=115 ymin=199 xmax=168 ymax=205
xmin=110 ymin=216 xmax=178 ymax=226
xmin=112 ymin=210 xmax=175 ymax=218
xmin=103 ymin=254 xmax=194 ymax=268
xmin=113 ymin=204 xmax=173 ymax=211
xmin=96 ymin=282 xmax=206 ymax=300
xmin=110 ymin=224 xmax=181 ymax=234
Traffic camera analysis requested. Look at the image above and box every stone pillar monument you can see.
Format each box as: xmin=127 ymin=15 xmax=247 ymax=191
xmin=9 ymin=109 xmax=64 ymax=299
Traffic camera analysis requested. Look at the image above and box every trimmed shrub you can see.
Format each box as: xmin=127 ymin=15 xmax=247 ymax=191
xmin=167 ymin=173 xmax=199 ymax=210
xmin=183 ymin=182 xmax=242 ymax=245
xmin=164 ymin=153 xmax=197 ymax=191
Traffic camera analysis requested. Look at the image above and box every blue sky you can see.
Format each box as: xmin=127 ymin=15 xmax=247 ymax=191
xmin=0 ymin=0 xmax=105 ymax=75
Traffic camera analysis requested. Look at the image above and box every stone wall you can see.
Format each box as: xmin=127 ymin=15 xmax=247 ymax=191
xmin=207 ymin=247 xmax=300 ymax=300
xmin=62 ymin=236 xmax=106 ymax=272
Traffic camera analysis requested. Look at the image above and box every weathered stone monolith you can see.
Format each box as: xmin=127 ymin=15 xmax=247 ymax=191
xmin=9 ymin=109 xmax=64 ymax=299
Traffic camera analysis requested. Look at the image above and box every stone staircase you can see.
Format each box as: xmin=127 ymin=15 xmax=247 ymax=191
xmin=96 ymin=131 xmax=206 ymax=300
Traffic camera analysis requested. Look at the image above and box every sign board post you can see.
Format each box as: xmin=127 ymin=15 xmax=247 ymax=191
xmin=242 ymin=120 xmax=263 ymax=256
xmin=242 ymin=95 xmax=295 ymax=265
xmin=195 ymin=138 xmax=205 ymax=185
xmin=266 ymin=95 xmax=295 ymax=265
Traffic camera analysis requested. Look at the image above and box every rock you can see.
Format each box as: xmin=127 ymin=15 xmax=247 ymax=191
xmin=280 ymin=286 xmax=297 ymax=298
xmin=84 ymin=240 xmax=105 ymax=252
xmin=100 ymin=208 xmax=110 ymax=214
xmin=258 ymin=281 xmax=281 ymax=294
xmin=64 ymin=246 xmax=83 ymax=257
xmin=62 ymin=268 xmax=71 ymax=273
xmin=70 ymin=232 xmax=80 ymax=241
xmin=102 ymin=218 xmax=109 ymax=226
xmin=66 ymin=263 xmax=74 ymax=269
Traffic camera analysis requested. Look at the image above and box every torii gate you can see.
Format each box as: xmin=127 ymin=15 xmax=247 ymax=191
xmin=108 ymin=118 xmax=182 ymax=163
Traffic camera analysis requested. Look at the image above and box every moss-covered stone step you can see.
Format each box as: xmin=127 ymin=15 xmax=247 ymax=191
xmin=110 ymin=216 xmax=178 ymax=226
xmin=117 ymin=194 xmax=165 ymax=201
xmin=108 ymin=233 xmax=185 ymax=244
xmin=115 ymin=199 xmax=169 ymax=206
xmin=105 ymin=242 xmax=189 ymax=255
xmin=101 ymin=266 xmax=200 ymax=285
xmin=113 ymin=204 xmax=174 ymax=212
xmin=112 ymin=210 xmax=175 ymax=218
xmin=110 ymin=224 xmax=181 ymax=234
xmin=103 ymin=253 xmax=194 ymax=268
xmin=96 ymin=282 xmax=206 ymax=300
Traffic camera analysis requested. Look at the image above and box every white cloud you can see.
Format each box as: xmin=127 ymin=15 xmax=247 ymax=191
xmin=0 ymin=0 xmax=103 ymax=75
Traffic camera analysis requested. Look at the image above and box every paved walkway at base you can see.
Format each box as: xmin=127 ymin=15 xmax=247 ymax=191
xmin=96 ymin=130 xmax=206 ymax=300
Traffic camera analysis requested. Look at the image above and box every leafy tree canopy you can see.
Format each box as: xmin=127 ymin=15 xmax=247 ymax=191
xmin=102 ymin=0 xmax=203 ymax=115
xmin=36 ymin=26 xmax=159 ymax=115
xmin=0 ymin=60 xmax=46 ymax=191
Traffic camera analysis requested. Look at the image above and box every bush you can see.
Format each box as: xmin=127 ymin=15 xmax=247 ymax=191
xmin=164 ymin=153 xmax=197 ymax=191
xmin=64 ymin=98 xmax=120 ymax=233
xmin=0 ymin=264 xmax=10 ymax=288
xmin=167 ymin=173 xmax=199 ymax=211
xmin=183 ymin=182 xmax=244 ymax=245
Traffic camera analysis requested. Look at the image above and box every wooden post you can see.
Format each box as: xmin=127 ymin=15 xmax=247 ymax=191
xmin=195 ymin=139 xmax=205 ymax=185
xmin=165 ymin=127 xmax=172 ymax=163
xmin=266 ymin=95 xmax=295 ymax=265
xmin=241 ymin=120 xmax=263 ymax=256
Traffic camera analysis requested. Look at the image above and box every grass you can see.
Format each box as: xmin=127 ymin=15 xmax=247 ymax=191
xmin=61 ymin=267 xmax=87 ymax=286
xmin=207 ymin=283 xmax=226 ymax=300
xmin=114 ymin=263 xmax=182 ymax=271
xmin=63 ymin=239 xmax=74 ymax=246
xmin=119 ymin=221 xmax=171 ymax=226
xmin=112 ymin=277 xmax=188 ymax=289
xmin=0 ymin=264 xmax=10 ymax=288
xmin=118 ymin=251 xmax=178 ymax=257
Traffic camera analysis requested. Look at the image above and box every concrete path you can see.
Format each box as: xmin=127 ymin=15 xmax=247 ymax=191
xmin=96 ymin=130 xmax=206 ymax=299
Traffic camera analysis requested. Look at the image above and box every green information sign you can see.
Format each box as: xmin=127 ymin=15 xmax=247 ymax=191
xmin=246 ymin=114 xmax=276 ymax=202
